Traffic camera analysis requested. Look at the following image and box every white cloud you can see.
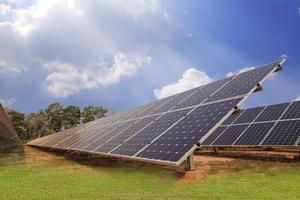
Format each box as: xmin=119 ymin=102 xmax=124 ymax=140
xmin=226 ymin=67 xmax=255 ymax=77
xmin=0 ymin=0 xmax=167 ymax=97
xmin=0 ymin=4 xmax=10 ymax=15
xmin=0 ymin=97 xmax=16 ymax=107
xmin=295 ymin=96 xmax=300 ymax=101
xmin=154 ymin=68 xmax=213 ymax=99
xmin=46 ymin=53 xmax=151 ymax=97
xmin=96 ymin=53 xmax=151 ymax=86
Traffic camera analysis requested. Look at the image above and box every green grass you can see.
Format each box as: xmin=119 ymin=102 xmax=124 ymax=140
xmin=0 ymin=146 xmax=300 ymax=200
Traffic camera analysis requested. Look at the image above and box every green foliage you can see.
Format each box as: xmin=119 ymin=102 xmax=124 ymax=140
xmin=81 ymin=106 xmax=95 ymax=123
xmin=45 ymin=103 xmax=64 ymax=133
xmin=25 ymin=110 xmax=49 ymax=138
xmin=63 ymin=105 xmax=81 ymax=129
xmin=6 ymin=103 xmax=108 ymax=140
xmin=6 ymin=109 xmax=27 ymax=140
xmin=82 ymin=105 xmax=107 ymax=124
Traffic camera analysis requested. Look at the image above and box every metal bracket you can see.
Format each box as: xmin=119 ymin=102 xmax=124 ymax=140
xmin=254 ymin=84 xmax=263 ymax=92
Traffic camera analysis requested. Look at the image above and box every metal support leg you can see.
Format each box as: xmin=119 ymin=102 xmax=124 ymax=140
xmin=185 ymin=154 xmax=195 ymax=171
xmin=213 ymin=147 xmax=218 ymax=154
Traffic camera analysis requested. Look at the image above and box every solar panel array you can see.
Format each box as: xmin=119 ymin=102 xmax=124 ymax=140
xmin=202 ymin=101 xmax=300 ymax=146
xmin=28 ymin=59 xmax=284 ymax=166
xmin=0 ymin=104 xmax=19 ymax=143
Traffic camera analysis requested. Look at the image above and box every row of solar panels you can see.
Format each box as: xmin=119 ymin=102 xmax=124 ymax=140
xmin=74 ymin=60 xmax=281 ymax=125
xmin=202 ymin=101 xmax=300 ymax=146
xmin=28 ymin=59 xmax=283 ymax=166
xmin=0 ymin=104 xmax=19 ymax=143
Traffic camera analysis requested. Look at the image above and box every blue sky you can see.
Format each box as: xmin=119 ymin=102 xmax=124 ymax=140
xmin=0 ymin=0 xmax=299 ymax=114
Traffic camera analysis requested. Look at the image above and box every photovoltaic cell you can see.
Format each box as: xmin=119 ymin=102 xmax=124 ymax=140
xmin=111 ymin=108 xmax=192 ymax=156
xmin=136 ymin=98 xmax=242 ymax=161
xmin=206 ymin=61 xmax=279 ymax=103
xmin=234 ymin=122 xmax=275 ymax=145
xmin=255 ymin=103 xmax=289 ymax=122
xmin=212 ymin=124 xmax=249 ymax=145
xmin=201 ymin=126 xmax=228 ymax=145
xmin=281 ymin=101 xmax=300 ymax=120
xmin=55 ymin=120 xmax=114 ymax=148
xmin=78 ymin=119 xmax=138 ymax=151
xmin=93 ymin=115 xmax=160 ymax=153
xmin=151 ymin=88 xmax=198 ymax=114
xmin=233 ymin=107 xmax=264 ymax=124
xmin=173 ymin=78 xmax=231 ymax=110
xmin=262 ymin=120 xmax=300 ymax=145
xmin=206 ymin=101 xmax=300 ymax=147
xmin=221 ymin=110 xmax=244 ymax=125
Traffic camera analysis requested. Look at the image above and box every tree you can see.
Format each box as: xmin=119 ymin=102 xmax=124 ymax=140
xmin=63 ymin=105 xmax=81 ymax=129
xmin=81 ymin=106 xmax=107 ymax=124
xmin=7 ymin=109 xmax=28 ymax=140
xmin=93 ymin=106 xmax=107 ymax=119
xmin=45 ymin=103 xmax=64 ymax=132
xmin=25 ymin=110 xmax=49 ymax=138
xmin=81 ymin=106 xmax=94 ymax=124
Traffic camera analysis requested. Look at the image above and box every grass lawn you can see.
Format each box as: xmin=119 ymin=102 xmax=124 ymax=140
xmin=0 ymin=146 xmax=299 ymax=200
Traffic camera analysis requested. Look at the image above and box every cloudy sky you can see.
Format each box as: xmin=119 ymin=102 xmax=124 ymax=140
xmin=0 ymin=0 xmax=299 ymax=113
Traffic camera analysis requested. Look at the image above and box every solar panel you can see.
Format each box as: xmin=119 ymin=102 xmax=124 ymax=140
xmin=262 ymin=120 xmax=300 ymax=145
xmin=111 ymin=108 xmax=192 ymax=156
xmin=202 ymin=101 xmax=300 ymax=147
xmin=173 ymin=78 xmax=231 ymax=110
xmin=92 ymin=114 xmax=161 ymax=153
xmin=212 ymin=124 xmax=249 ymax=145
xmin=221 ymin=110 xmax=244 ymax=125
xmin=28 ymin=58 xmax=284 ymax=166
xmin=201 ymin=126 xmax=228 ymax=145
xmin=0 ymin=105 xmax=19 ymax=143
xmin=205 ymin=61 xmax=279 ymax=103
xmin=233 ymin=107 xmax=265 ymax=124
xmin=255 ymin=103 xmax=289 ymax=122
xmin=136 ymin=98 xmax=242 ymax=161
xmin=234 ymin=122 xmax=275 ymax=145
xmin=150 ymin=88 xmax=198 ymax=114
xmin=281 ymin=101 xmax=300 ymax=119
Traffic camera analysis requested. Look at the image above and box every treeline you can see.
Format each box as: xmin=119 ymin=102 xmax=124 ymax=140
xmin=7 ymin=103 xmax=108 ymax=141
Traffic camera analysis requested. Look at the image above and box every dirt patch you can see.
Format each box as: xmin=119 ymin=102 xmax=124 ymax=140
xmin=179 ymin=154 xmax=298 ymax=181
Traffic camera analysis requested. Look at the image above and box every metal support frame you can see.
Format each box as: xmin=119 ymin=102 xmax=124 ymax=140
xmin=185 ymin=154 xmax=196 ymax=171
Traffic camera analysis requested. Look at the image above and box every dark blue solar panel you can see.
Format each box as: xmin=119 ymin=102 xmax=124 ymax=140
xmin=173 ymin=78 xmax=231 ymax=110
xmin=281 ymin=101 xmax=300 ymax=120
xmin=29 ymin=59 xmax=285 ymax=166
xmin=55 ymin=120 xmax=111 ymax=148
xmin=151 ymin=88 xmax=198 ymax=114
xmin=93 ymin=115 xmax=160 ymax=153
xmin=255 ymin=103 xmax=289 ymax=122
xmin=77 ymin=119 xmax=138 ymax=151
xmin=235 ymin=122 xmax=275 ymax=145
xmin=262 ymin=120 xmax=300 ymax=145
xmin=212 ymin=124 xmax=249 ymax=145
xmin=233 ymin=107 xmax=264 ymax=124
xmin=201 ymin=126 xmax=228 ymax=145
xmin=111 ymin=108 xmax=192 ymax=156
xmin=221 ymin=110 xmax=244 ymax=125
xmin=136 ymin=98 xmax=242 ymax=161
xmin=206 ymin=61 xmax=280 ymax=102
